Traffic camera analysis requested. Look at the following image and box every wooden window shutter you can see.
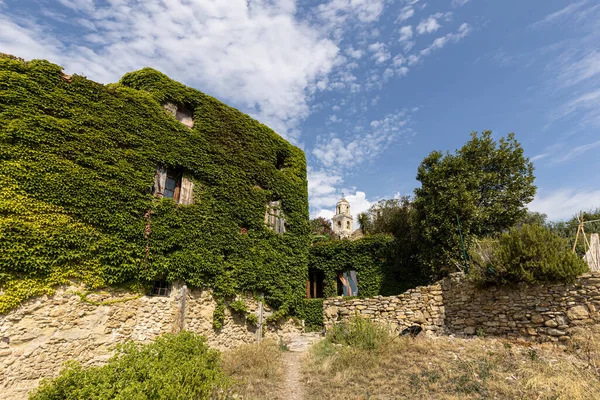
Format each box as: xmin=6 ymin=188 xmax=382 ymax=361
xmin=178 ymin=174 xmax=195 ymax=205
xmin=153 ymin=167 xmax=167 ymax=197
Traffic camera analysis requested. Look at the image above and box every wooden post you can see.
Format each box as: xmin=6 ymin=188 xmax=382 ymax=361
xmin=179 ymin=285 xmax=187 ymax=332
xmin=257 ymin=293 xmax=264 ymax=343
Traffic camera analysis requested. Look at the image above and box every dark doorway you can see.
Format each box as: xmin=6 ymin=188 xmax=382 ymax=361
xmin=306 ymin=269 xmax=324 ymax=298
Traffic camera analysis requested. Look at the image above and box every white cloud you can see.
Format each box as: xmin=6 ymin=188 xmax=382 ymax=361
xmin=0 ymin=0 xmax=344 ymax=143
xmin=451 ymin=0 xmax=471 ymax=8
xmin=531 ymin=1 xmax=589 ymax=28
xmin=529 ymin=188 xmax=600 ymax=221
xmin=416 ymin=12 xmax=452 ymax=35
xmin=396 ymin=6 xmax=415 ymax=23
xmin=312 ymin=109 xmax=414 ymax=172
xmin=413 ymin=22 xmax=471 ymax=62
xmin=307 ymin=167 xmax=343 ymax=209
xmin=398 ymin=25 xmax=415 ymax=51
xmin=552 ymin=139 xmax=600 ymax=163
xmin=368 ymin=42 xmax=391 ymax=64
xmin=345 ymin=47 xmax=364 ymax=59
xmin=416 ymin=17 xmax=441 ymax=35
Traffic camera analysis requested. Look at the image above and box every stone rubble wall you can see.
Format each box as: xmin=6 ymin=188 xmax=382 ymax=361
xmin=323 ymin=283 xmax=445 ymax=335
xmin=0 ymin=283 xmax=300 ymax=400
xmin=324 ymin=272 xmax=600 ymax=341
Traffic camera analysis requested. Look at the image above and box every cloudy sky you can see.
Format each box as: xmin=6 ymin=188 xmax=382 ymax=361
xmin=1 ymin=0 xmax=599 ymax=222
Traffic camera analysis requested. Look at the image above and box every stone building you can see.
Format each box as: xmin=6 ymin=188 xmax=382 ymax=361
xmin=332 ymin=197 xmax=354 ymax=238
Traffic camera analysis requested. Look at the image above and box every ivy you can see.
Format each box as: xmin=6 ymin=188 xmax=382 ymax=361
xmin=308 ymin=235 xmax=402 ymax=298
xmin=0 ymin=55 xmax=310 ymax=315
xmin=295 ymin=298 xmax=324 ymax=331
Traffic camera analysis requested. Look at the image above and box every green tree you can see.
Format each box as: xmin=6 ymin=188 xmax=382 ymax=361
xmin=414 ymin=131 xmax=536 ymax=277
xmin=357 ymin=197 xmax=428 ymax=289
xmin=310 ymin=217 xmax=334 ymax=242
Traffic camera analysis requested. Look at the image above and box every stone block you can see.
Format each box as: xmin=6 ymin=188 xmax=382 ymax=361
xmin=567 ymin=305 xmax=589 ymax=320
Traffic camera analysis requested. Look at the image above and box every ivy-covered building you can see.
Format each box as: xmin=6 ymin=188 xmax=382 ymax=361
xmin=0 ymin=54 xmax=310 ymax=314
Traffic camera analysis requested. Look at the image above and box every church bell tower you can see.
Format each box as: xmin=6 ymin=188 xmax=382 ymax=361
xmin=332 ymin=197 xmax=353 ymax=239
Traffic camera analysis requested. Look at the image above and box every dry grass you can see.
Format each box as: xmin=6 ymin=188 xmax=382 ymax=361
xmin=221 ymin=339 xmax=285 ymax=400
xmin=302 ymin=324 xmax=600 ymax=400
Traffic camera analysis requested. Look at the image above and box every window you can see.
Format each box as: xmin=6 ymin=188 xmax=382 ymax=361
xmin=337 ymin=221 xmax=341 ymax=228
xmin=265 ymin=200 xmax=285 ymax=234
xmin=306 ymin=269 xmax=324 ymax=298
xmin=346 ymin=221 xmax=351 ymax=229
xmin=150 ymin=281 xmax=171 ymax=296
xmin=337 ymin=271 xmax=358 ymax=296
xmin=153 ymin=167 xmax=194 ymax=205
xmin=163 ymin=102 xmax=194 ymax=128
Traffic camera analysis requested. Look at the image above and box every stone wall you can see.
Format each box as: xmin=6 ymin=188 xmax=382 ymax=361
xmin=0 ymin=283 xmax=300 ymax=400
xmin=324 ymin=272 xmax=600 ymax=341
xmin=323 ymin=283 xmax=445 ymax=335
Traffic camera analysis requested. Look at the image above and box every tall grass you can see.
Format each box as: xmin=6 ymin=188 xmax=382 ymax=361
xmin=325 ymin=315 xmax=391 ymax=350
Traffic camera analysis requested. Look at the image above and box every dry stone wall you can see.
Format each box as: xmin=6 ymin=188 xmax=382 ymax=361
xmin=323 ymin=284 xmax=445 ymax=335
xmin=324 ymin=272 xmax=600 ymax=341
xmin=0 ymin=283 xmax=300 ymax=400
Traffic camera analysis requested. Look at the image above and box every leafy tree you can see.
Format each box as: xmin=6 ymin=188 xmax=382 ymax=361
xmin=310 ymin=217 xmax=334 ymax=242
xmin=516 ymin=211 xmax=548 ymax=228
xmin=357 ymin=197 xmax=428 ymax=289
xmin=30 ymin=332 xmax=229 ymax=400
xmin=414 ymin=131 xmax=536 ymax=277
xmin=469 ymin=224 xmax=588 ymax=285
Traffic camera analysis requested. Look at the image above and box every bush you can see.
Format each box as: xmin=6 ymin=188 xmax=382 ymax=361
xmin=326 ymin=315 xmax=390 ymax=350
xmin=469 ymin=224 xmax=588 ymax=285
xmin=30 ymin=332 xmax=229 ymax=400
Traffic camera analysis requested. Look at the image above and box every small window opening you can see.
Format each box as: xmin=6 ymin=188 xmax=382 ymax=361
xmin=337 ymin=221 xmax=341 ymax=228
xmin=163 ymin=102 xmax=194 ymax=128
xmin=346 ymin=221 xmax=351 ymax=229
xmin=265 ymin=200 xmax=285 ymax=234
xmin=276 ymin=151 xmax=287 ymax=170
xmin=306 ymin=269 xmax=324 ymax=298
xmin=151 ymin=281 xmax=171 ymax=297
xmin=337 ymin=271 xmax=358 ymax=296
xmin=153 ymin=167 xmax=195 ymax=205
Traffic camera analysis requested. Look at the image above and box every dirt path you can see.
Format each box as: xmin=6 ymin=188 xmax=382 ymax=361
xmin=281 ymin=351 xmax=305 ymax=400
xmin=279 ymin=333 xmax=322 ymax=400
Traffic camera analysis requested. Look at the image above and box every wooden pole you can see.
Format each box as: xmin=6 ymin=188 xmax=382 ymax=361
xmin=573 ymin=211 xmax=582 ymax=253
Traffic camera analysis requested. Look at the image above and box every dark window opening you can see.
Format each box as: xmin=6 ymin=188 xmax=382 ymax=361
xmin=306 ymin=269 xmax=324 ymax=298
xmin=276 ymin=151 xmax=287 ymax=170
xmin=347 ymin=221 xmax=351 ymax=229
xmin=151 ymin=281 xmax=171 ymax=297
xmin=337 ymin=271 xmax=358 ymax=296
xmin=337 ymin=221 xmax=341 ymax=228
xmin=163 ymin=102 xmax=194 ymax=128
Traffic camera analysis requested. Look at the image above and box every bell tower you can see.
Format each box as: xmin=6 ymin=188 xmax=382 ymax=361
xmin=332 ymin=197 xmax=353 ymax=239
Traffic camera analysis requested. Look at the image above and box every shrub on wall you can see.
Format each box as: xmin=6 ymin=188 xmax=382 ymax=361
xmin=0 ymin=55 xmax=309 ymax=314
xmin=30 ymin=331 xmax=229 ymax=400
xmin=469 ymin=224 xmax=588 ymax=285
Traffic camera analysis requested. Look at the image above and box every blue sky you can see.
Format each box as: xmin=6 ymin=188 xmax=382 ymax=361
xmin=1 ymin=0 xmax=599 ymax=222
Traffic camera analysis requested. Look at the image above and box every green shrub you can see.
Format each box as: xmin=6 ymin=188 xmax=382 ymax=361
xmin=228 ymin=299 xmax=247 ymax=314
xmin=30 ymin=332 xmax=229 ymax=400
xmin=469 ymin=224 xmax=588 ymax=285
xmin=295 ymin=298 xmax=324 ymax=331
xmin=326 ymin=315 xmax=390 ymax=350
